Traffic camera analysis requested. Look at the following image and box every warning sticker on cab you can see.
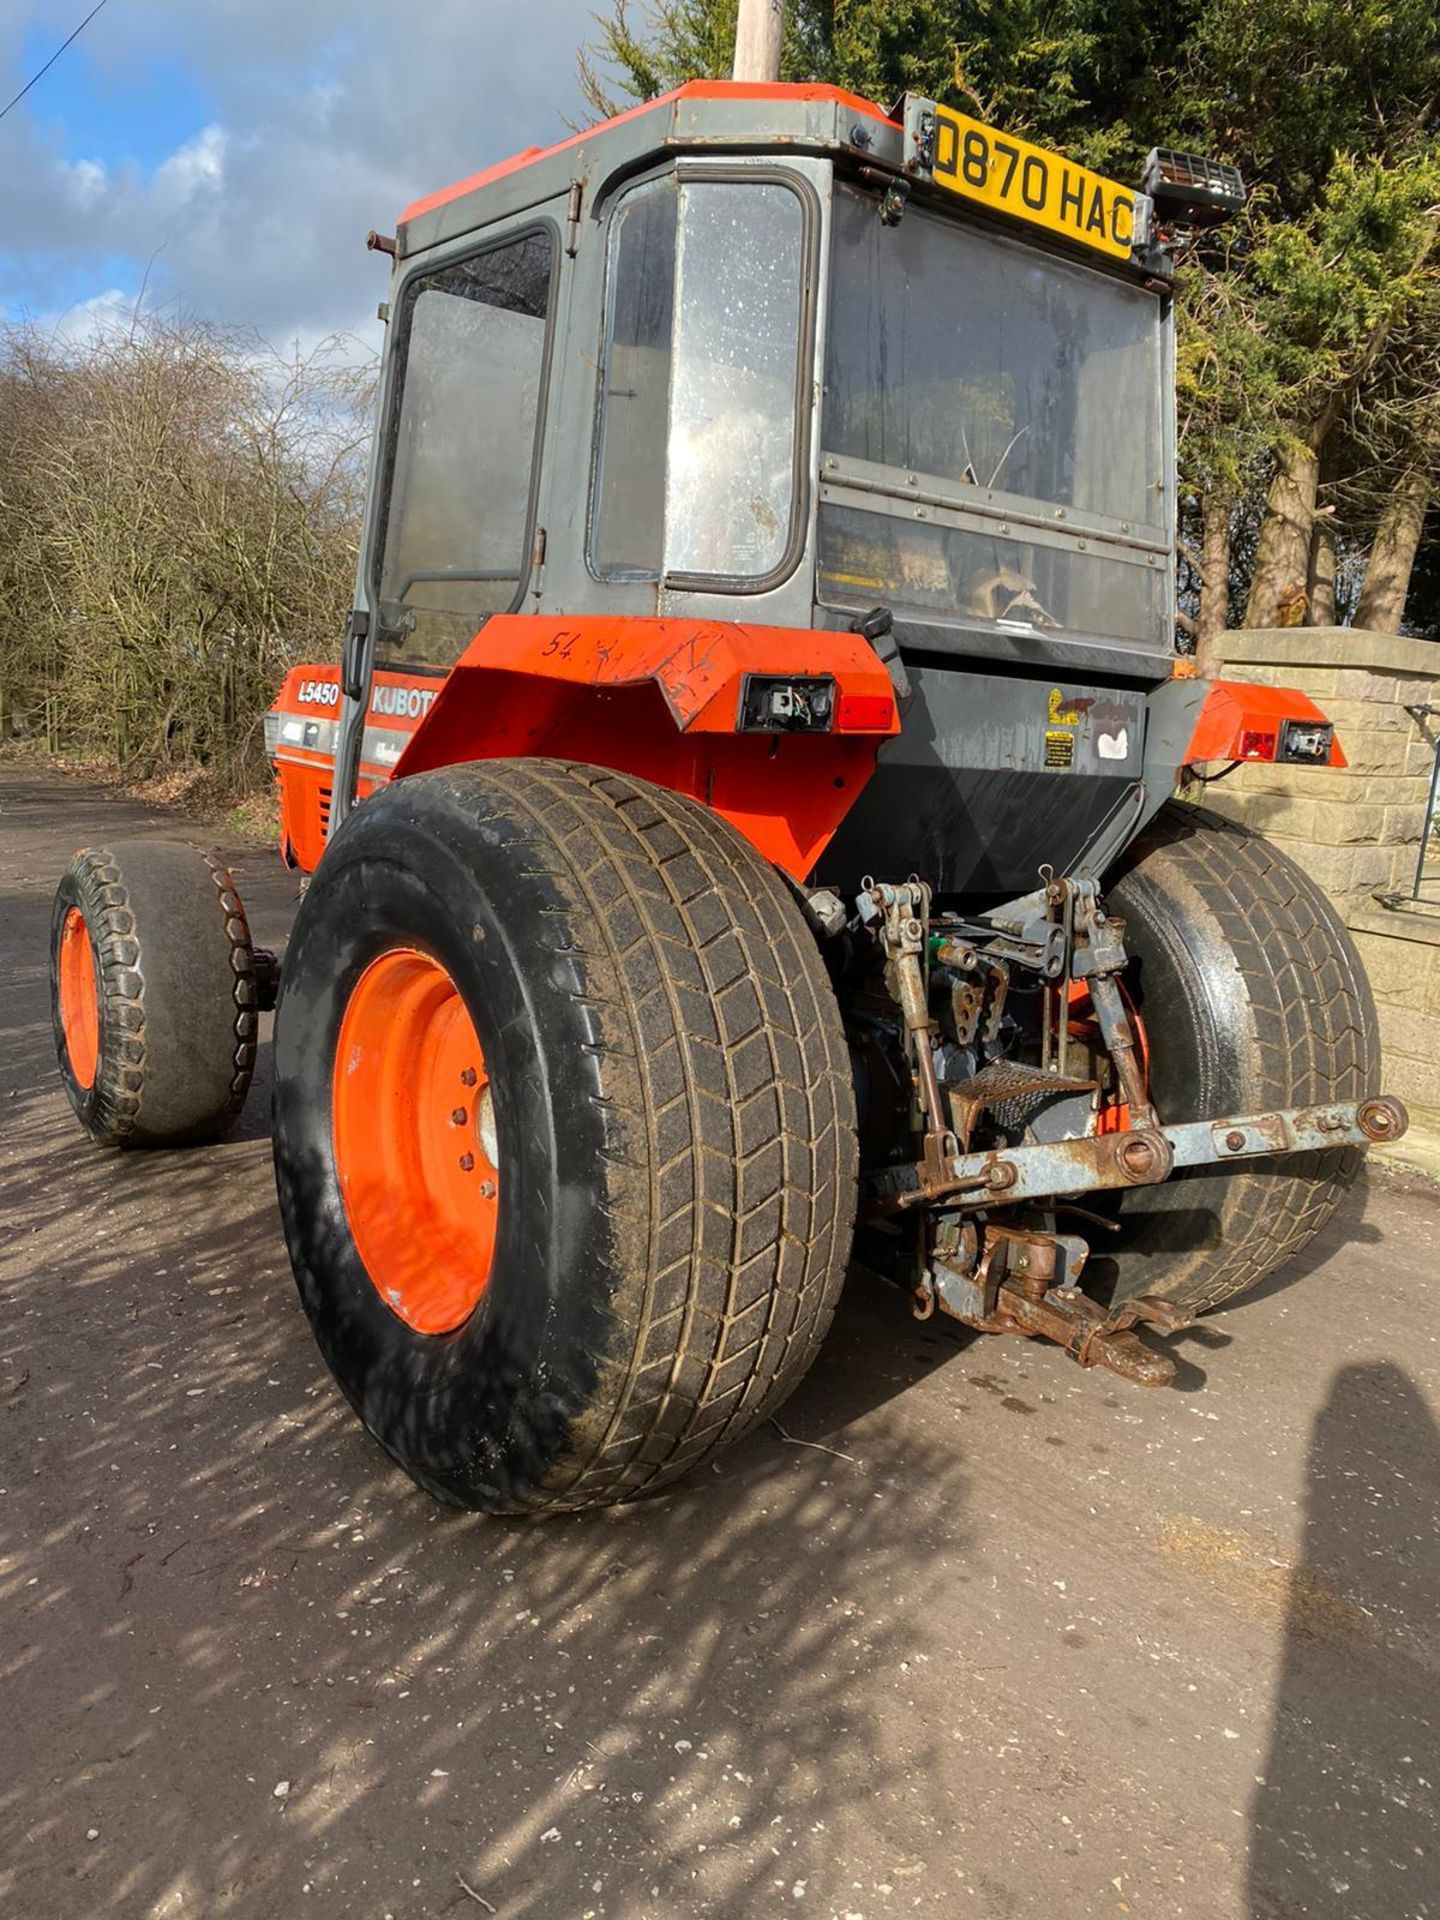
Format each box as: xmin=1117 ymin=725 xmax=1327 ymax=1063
xmin=929 ymin=105 xmax=1140 ymax=262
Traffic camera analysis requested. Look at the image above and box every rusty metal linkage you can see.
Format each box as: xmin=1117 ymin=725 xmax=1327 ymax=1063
xmin=866 ymin=1094 xmax=1408 ymax=1215
xmin=860 ymin=864 xmax=1410 ymax=1388
xmin=1082 ymin=971 xmax=1154 ymax=1129
xmin=861 ymin=878 xmax=959 ymax=1192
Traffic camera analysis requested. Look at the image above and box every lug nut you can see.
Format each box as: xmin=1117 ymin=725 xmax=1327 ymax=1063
xmin=459 ymin=1152 xmax=475 ymax=1171
xmin=451 ymin=1106 xmax=468 ymax=1125
xmin=460 ymin=1067 xmax=477 ymax=1087
xmin=479 ymin=1180 xmax=497 ymax=1200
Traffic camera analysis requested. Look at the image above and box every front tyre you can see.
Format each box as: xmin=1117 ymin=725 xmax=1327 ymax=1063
xmin=272 ymin=761 xmax=856 ymax=1514
xmin=50 ymin=840 xmax=258 ymax=1147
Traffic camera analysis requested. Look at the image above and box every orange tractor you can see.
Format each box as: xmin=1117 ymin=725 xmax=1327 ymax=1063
xmin=50 ymin=83 xmax=1406 ymax=1512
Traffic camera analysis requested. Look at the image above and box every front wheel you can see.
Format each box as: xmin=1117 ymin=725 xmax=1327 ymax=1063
xmin=50 ymin=840 xmax=258 ymax=1147
xmin=272 ymin=761 xmax=856 ymax=1514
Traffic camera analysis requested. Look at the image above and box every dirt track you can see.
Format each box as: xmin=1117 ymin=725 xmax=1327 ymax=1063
xmin=3 ymin=762 xmax=1439 ymax=1920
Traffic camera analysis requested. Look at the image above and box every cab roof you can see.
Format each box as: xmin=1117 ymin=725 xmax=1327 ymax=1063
xmin=395 ymin=80 xmax=901 ymax=257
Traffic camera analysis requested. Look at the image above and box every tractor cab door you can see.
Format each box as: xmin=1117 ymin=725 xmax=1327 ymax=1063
xmin=333 ymin=158 xmax=829 ymax=836
xmin=333 ymin=215 xmax=563 ymax=829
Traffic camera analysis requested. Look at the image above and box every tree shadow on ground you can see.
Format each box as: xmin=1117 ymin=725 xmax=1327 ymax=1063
xmin=0 ymin=1064 xmax=970 ymax=1918
xmin=1248 ymin=1359 xmax=1440 ymax=1918
xmin=6 ymin=763 xmax=1422 ymax=1917
xmin=1 ymin=768 xmax=987 ymax=1917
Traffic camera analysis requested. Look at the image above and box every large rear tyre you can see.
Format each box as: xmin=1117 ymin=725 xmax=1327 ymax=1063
xmin=50 ymin=840 xmax=258 ymax=1147
xmin=1102 ymin=801 xmax=1378 ymax=1313
xmin=272 ymin=761 xmax=856 ymax=1514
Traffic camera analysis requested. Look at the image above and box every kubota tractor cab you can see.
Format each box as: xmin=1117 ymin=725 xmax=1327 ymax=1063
xmin=51 ymin=83 xmax=1406 ymax=1513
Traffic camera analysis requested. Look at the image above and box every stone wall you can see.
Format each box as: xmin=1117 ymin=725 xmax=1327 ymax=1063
xmin=1208 ymin=628 xmax=1440 ymax=1112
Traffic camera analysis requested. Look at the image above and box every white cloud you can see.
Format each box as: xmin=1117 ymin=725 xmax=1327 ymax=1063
xmin=152 ymin=123 xmax=226 ymax=212
xmin=35 ymin=286 xmax=145 ymax=348
xmin=59 ymin=155 xmax=107 ymax=208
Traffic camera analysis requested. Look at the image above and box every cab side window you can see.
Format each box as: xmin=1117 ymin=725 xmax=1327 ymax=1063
xmin=590 ymin=176 xmax=807 ymax=587
xmin=376 ymin=229 xmax=554 ymax=667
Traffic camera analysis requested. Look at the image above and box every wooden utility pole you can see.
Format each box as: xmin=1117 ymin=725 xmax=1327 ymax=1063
xmin=733 ymin=0 xmax=784 ymax=82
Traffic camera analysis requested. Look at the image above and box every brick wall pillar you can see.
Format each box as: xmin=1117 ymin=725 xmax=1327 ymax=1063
xmin=1208 ymin=627 xmax=1440 ymax=1112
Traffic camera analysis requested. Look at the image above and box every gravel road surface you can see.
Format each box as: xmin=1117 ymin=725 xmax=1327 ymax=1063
xmin=2 ymin=763 xmax=1438 ymax=1920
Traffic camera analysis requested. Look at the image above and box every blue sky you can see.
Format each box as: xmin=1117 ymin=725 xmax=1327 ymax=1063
xmin=17 ymin=23 xmax=215 ymax=169
xmin=0 ymin=1 xmax=597 ymax=347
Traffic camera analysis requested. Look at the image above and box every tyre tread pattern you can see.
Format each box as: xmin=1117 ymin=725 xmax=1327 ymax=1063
xmin=456 ymin=763 xmax=855 ymax=1512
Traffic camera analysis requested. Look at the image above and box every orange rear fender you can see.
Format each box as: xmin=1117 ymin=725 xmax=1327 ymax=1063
xmin=392 ymin=615 xmax=899 ymax=880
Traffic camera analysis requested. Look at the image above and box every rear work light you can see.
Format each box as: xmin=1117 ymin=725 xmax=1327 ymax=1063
xmin=1141 ymin=149 xmax=1245 ymax=228
xmin=1277 ymin=719 xmax=1334 ymax=765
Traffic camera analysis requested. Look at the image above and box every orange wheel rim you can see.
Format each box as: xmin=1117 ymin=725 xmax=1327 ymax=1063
xmin=333 ymin=948 xmax=499 ymax=1334
xmin=59 ymin=907 xmax=100 ymax=1090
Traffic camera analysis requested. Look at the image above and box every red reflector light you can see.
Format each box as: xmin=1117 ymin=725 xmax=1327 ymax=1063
xmin=1239 ymin=729 xmax=1277 ymax=760
xmin=837 ymin=693 xmax=896 ymax=732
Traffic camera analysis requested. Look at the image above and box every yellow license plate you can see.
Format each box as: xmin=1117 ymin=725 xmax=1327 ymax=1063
xmin=930 ymin=105 xmax=1139 ymax=262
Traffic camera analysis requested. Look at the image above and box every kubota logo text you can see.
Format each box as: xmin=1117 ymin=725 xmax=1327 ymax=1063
xmin=371 ymin=684 xmax=439 ymax=720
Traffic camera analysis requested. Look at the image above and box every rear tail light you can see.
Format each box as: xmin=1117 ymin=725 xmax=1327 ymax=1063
xmin=738 ymin=675 xmax=836 ymax=732
xmin=1183 ymin=683 xmax=1343 ymax=770
xmin=1239 ymin=728 xmax=1277 ymax=760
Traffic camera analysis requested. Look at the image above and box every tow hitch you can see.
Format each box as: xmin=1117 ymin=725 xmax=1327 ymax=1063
xmin=920 ymin=1219 xmax=1198 ymax=1387
xmin=854 ymin=856 xmax=1410 ymax=1389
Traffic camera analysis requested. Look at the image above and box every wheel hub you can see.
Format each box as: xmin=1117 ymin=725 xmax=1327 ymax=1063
xmin=58 ymin=907 xmax=99 ymax=1090
xmin=332 ymin=947 xmax=499 ymax=1334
